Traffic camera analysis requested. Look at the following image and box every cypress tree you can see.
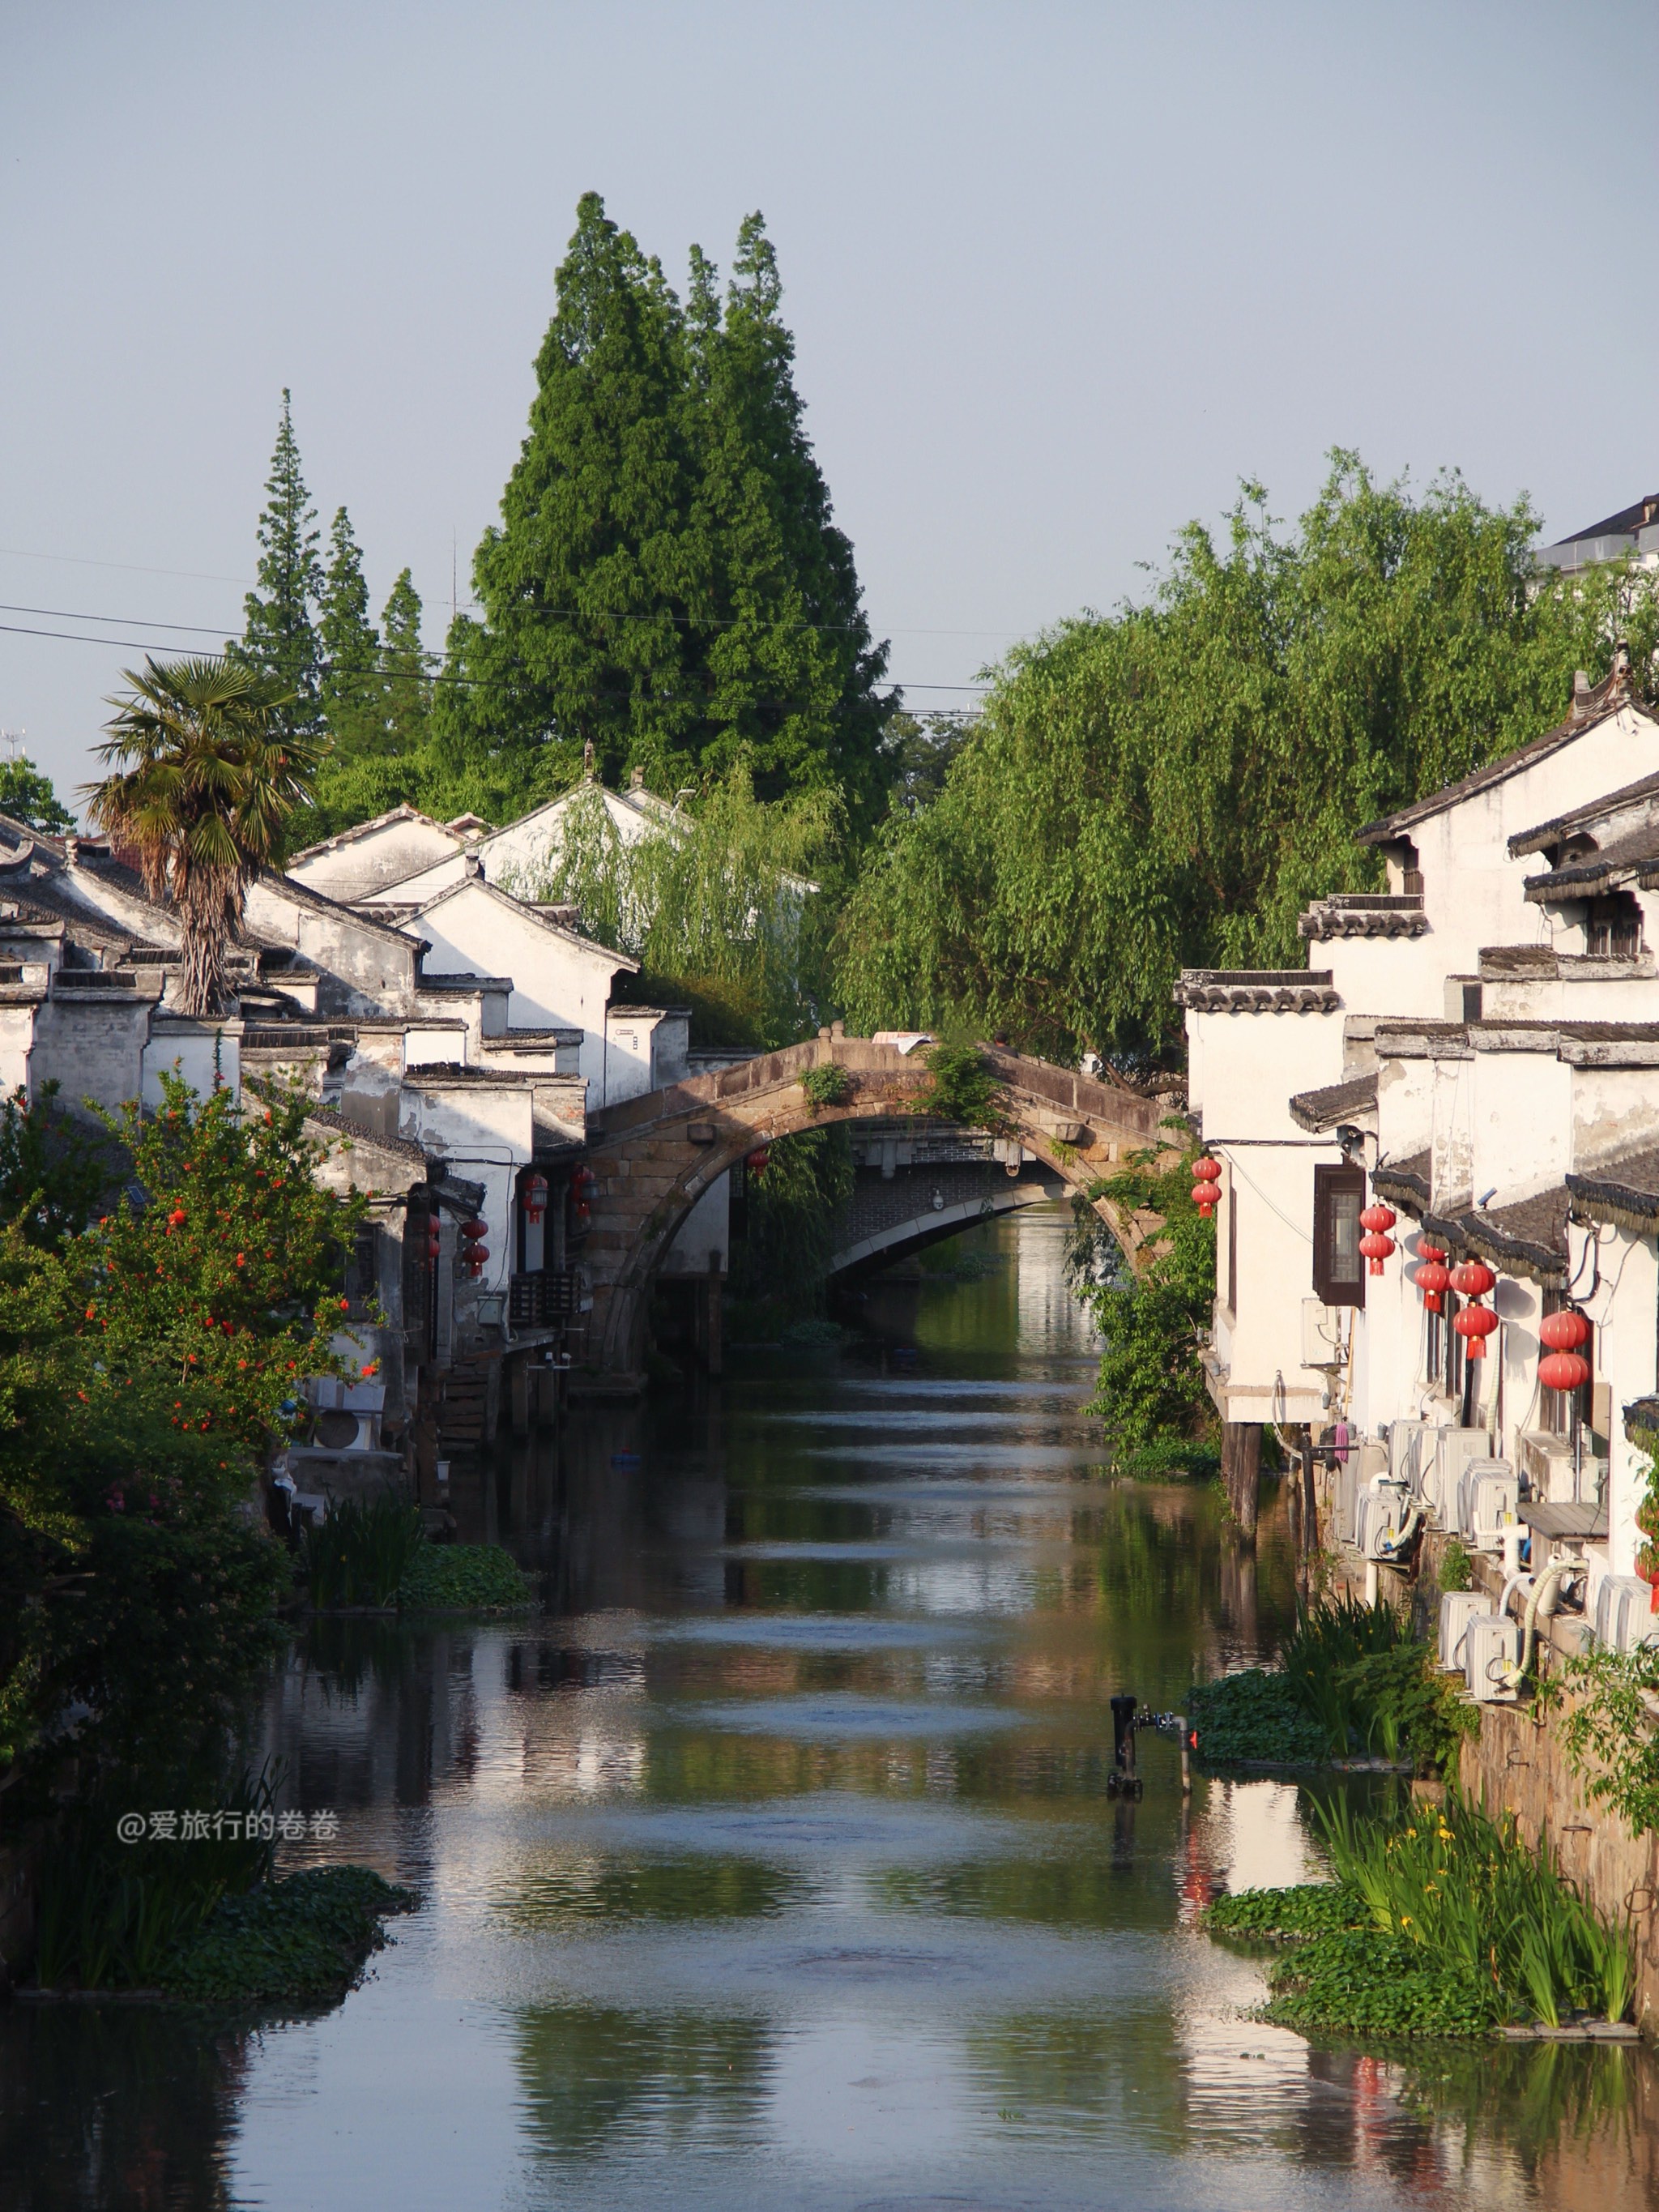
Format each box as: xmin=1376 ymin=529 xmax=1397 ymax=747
xmin=318 ymin=507 xmax=382 ymax=757
xmin=381 ymin=570 xmax=430 ymax=756
xmin=435 ymin=193 xmax=699 ymax=805
xmin=236 ymin=390 xmax=323 ymax=735
xmin=688 ymin=214 xmax=891 ymax=824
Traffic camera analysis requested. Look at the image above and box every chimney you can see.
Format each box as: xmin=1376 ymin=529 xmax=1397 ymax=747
xmin=629 ymin=765 xmax=646 ymax=792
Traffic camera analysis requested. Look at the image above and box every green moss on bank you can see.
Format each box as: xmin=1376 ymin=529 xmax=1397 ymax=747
xmin=161 ymin=1865 xmax=416 ymax=2005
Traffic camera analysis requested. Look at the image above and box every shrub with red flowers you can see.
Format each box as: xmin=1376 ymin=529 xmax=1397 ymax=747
xmin=0 ymin=1073 xmax=368 ymax=1800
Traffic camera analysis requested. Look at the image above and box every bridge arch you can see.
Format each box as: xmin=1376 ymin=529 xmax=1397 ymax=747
xmin=582 ymin=1038 xmax=1174 ymax=1377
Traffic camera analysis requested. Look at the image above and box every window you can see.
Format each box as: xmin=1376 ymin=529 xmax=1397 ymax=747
xmin=1586 ymin=892 xmax=1643 ymax=960
xmin=344 ymin=1223 xmax=379 ymax=1313
xmin=1312 ymin=1164 xmax=1366 ymax=1308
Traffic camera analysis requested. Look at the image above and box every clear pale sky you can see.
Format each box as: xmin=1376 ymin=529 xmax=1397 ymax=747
xmin=2 ymin=1 xmax=1655 ymax=807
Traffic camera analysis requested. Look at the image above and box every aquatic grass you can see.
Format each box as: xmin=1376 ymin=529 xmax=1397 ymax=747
xmin=161 ymin=1864 xmax=416 ymax=2004
xmin=303 ymin=1491 xmax=424 ymax=1609
xmin=397 ymin=1542 xmax=532 ymax=1612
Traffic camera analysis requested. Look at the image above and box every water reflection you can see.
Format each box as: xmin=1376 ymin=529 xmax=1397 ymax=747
xmin=6 ymin=1206 xmax=1657 ymax=2209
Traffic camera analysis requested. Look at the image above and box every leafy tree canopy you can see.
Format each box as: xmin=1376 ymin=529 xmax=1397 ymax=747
xmin=0 ymin=754 xmax=75 ymax=836
xmin=836 ymin=456 xmax=1659 ymax=1065
xmin=433 ymin=194 xmax=893 ymax=827
xmin=233 ymin=389 xmax=324 ymax=739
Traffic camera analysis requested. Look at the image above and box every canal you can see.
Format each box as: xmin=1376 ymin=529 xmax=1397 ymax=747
xmin=6 ymin=1202 xmax=1658 ymax=2207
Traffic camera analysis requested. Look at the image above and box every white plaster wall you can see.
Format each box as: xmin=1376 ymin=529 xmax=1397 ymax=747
xmin=395 ymin=1082 xmax=534 ymax=1305
xmin=1190 ymin=1006 xmax=1346 ymax=1143
xmin=1570 ymin=1061 xmax=1659 ymax=1170
xmin=1321 ymin=933 xmax=1448 ymax=1019
xmin=30 ymin=999 xmax=151 ymax=1118
xmin=1468 ymin=1043 xmax=1572 ymax=1206
xmin=360 ymin=852 xmax=469 ymax=907
xmin=402 ymin=1024 xmax=471 ymax=1069
xmin=0 ymin=1005 xmax=35 ymax=1097
xmin=1591 ymin=1229 xmax=1659 ymax=1576
xmin=289 ymin=816 xmax=462 ymax=902
xmin=480 ymin=787 xmax=661 ymax=898
xmin=603 ymin=1010 xmax=663 ymax=1105
xmin=1375 ymin=1053 xmax=1435 ymax=1165
xmin=142 ymin=1022 xmax=241 ymax=1109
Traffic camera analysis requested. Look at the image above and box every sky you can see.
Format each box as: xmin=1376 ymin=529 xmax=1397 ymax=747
xmin=2 ymin=0 xmax=1657 ymax=806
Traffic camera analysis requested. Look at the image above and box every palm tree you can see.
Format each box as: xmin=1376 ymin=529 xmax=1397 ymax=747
xmin=86 ymin=656 xmax=322 ymax=1017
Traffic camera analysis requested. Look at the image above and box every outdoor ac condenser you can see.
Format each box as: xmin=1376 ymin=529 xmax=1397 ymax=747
xmin=1463 ymin=1613 xmax=1520 ymax=1702
xmin=1431 ymin=1427 xmax=1492 ymax=1528
xmin=1456 ymin=1462 xmax=1517 ymax=1552
xmin=1387 ymin=1421 xmax=1425 ymax=1490
xmin=1355 ymin=1478 xmax=1412 ymax=1562
xmin=1593 ymin=1575 xmax=1659 ymax=1655
xmin=1437 ymin=1590 xmax=1488 ymax=1672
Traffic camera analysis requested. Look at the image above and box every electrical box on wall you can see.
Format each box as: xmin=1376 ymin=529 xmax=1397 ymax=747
xmin=1302 ymin=1298 xmax=1349 ymax=1369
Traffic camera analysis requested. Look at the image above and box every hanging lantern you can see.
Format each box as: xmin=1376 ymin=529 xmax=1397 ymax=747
xmin=1191 ymin=1155 xmax=1222 ymax=1219
xmin=522 ymin=1171 xmax=548 ymax=1226
xmin=424 ymin=1217 xmax=441 ymax=1265
xmin=746 ymin=1147 xmax=771 ymax=1181
xmin=463 ymin=1242 xmax=489 ymax=1279
xmin=460 ymin=1218 xmax=488 ymax=1244
xmin=1452 ymin=1302 xmax=1499 ymax=1358
xmin=1538 ymin=1349 xmax=1591 ymax=1394
xmin=1358 ymin=1203 xmax=1397 ymax=1275
xmin=1539 ymin=1309 xmax=1590 ymax=1353
xmin=1414 ymin=1258 xmax=1451 ymax=1312
xmin=1450 ymin=1258 xmax=1495 ymax=1300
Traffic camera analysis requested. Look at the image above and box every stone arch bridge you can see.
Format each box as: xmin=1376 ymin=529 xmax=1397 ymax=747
xmin=584 ymin=1036 xmax=1175 ymax=1378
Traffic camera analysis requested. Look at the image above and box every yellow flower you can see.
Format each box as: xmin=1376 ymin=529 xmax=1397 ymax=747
xmin=1401 ymin=1915 xmax=1412 ymax=1927
xmin=1405 ymin=1826 xmax=1417 ymax=1838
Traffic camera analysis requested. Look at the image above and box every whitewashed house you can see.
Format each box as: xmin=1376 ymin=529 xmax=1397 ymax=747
xmin=1183 ymin=659 xmax=1659 ymax=1620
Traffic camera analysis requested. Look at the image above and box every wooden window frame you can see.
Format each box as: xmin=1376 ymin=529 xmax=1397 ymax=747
xmin=1312 ymin=1164 xmax=1366 ymax=1309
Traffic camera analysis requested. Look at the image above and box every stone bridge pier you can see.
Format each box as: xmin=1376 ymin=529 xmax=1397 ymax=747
xmin=581 ymin=1036 xmax=1173 ymax=1383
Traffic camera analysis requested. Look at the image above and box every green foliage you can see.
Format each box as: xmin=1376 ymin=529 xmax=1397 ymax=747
xmin=0 ymin=1076 xmax=365 ymax=1791
xmin=911 ymin=1041 xmax=1007 ymax=1131
xmin=0 ymin=753 xmax=75 ymax=835
xmin=1439 ymin=1536 xmax=1474 ymax=1592
xmin=731 ymin=1125 xmax=855 ymax=1317
xmin=88 ymin=655 xmax=324 ymax=1014
xmin=1188 ymin=1601 xmax=1475 ymax=1777
xmin=380 ymin=569 xmax=431 ymax=757
xmin=233 ymin=388 xmax=323 ymax=739
xmin=1311 ymin=1794 xmax=1636 ymax=2027
xmin=1265 ymin=1924 xmax=1508 ymax=2038
xmin=1559 ymin=1640 xmax=1659 ymax=1836
xmin=0 ymin=1083 xmax=112 ymax=1247
xmin=162 ymin=1865 xmax=416 ymax=2004
xmin=836 ymin=456 xmax=1659 ymax=1062
xmin=433 ymin=194 xmax=891 ymax=826
xmin=34 ymin=1765 xmax=280 ymax=1992
xmin=398 ymin=1541 xmax=532 ymax=1612
xmin=303 ymin=1492 xmax=424 ymax=1610
xmin=513 ymin=772 xmax=834 ymax=1048
xmin=1077 ymin=1138 xmax=1213 ymax=1451
xmin=1114 ymin=1437 xmax=1221 ymax=1480
xmin=1186 ymin=1667 xmax=1333 ymax=1766
xmin=1203 ymin=1881 xmax=1365 ymax=1940
xmin=317 ymin=506 xmax=383 ymax=758
xmin=800 ymin=1061 xmax=852 ymax=1113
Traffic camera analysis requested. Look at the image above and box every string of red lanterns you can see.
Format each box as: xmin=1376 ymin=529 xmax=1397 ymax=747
xmin=1414 ymin=1241 xmax=1450 ymax=1311
xmin=1538 ymin=1306 xmax=1591 ymax=1395
xmin=1191 ymin=1155 xmax=1222 ymax=1218
xmin=1450 ymin=1257 xmax=1497 ymax=1356
xmin=1358 ymin=1202 xmax=1397 ymax=1275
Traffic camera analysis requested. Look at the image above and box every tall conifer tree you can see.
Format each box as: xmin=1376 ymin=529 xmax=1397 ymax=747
xmin=436 ymin=193 xmax=699 ymax=802
xmin=318 ymin=507 xmax=382 ymax=757
xmin=236 ymin=391 xmax=323 ymax=736
xmin=381 ymin=570 xmax=430 ymax=756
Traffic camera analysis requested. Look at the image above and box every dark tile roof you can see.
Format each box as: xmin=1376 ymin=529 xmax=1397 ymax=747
xmin=1288 ymin=1070 xmax=1378 ymax=1132
xmin=1175 ymin=970 xmax=1339 ymax=1014
xmin=1357 ymin=668 xmax=1641 ymax=843
xmin=1298 ymin=895 xmax=1428 ymax=942
xmin=1567 ymin=1144 xmax=1659 ymax=1231
xmin=1372 ymin=1149 xmax=1431 ymax=1211
xmin=1509 ymin=764 xmax=1659 ymax=856
xmin=304 ymin=1104 xmax=433 ymax=1168
xmin=1460 ymin=1188 xmax=1570 ymax=1285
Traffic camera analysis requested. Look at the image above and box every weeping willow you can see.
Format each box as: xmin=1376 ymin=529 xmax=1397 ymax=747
xmin=506 ymin=773 xmax=838 ymax=1047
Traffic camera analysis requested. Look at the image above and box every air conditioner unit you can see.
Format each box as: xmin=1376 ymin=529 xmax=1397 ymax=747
xmin=1387 ymin=1421 xmax=1425 ymax=1488
xmin=1465 ymin=1613 xmax=1520 ymax=1702
xmin=1355 ymin=1478 xmax=1412 ymax=1562
xmin=1593 ymin=1575 xmax=1659 ymax=1655
xmin=1437 ymin=1590 xmax=1488 ymax=1672
xmin=1431 ymin=1427 xmax=1492 ymax=1527
xmin=1456 ymin=1462 xmax=1517 ymax=1552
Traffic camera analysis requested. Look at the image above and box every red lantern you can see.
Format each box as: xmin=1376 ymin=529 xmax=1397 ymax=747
xmin=1359 ymin=1231 xmax=1396 ymax=1275
xmin=463 ymin=1242 xmax=489 ymax=1279
xmin=746 ymin=1147 xmax=771 ymax=1180
xmin=522 ymin=1171 xmax=548 ymax=1226
xmin=1359 ymin=1202 xmax=1397 ymax=1235
xmin=1414 ymin=1258 xmax=1451 ymax=1312
xmin=1418 ymin=1241 xmax=1447 ymax=1263
xmin=1191 ymin=1155 xmax=1222 ymax=1219
xmin=1538 ymin=1349 xmax=1591 ymax=1394
xmin=1450 ymin=1258 xmax=1495 ymax=1299
xmin=1453 ymin=1302 xmax=1498 ymax=1358
xmin=1539 ymin=1309 xmax=1590 ymax=1353
xmin=424 ymin=1218 xmax=441 ymax=1264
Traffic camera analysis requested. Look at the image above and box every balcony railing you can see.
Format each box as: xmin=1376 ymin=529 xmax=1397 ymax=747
xmin=509 ymin=1269 xmax=582 ymax=1328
